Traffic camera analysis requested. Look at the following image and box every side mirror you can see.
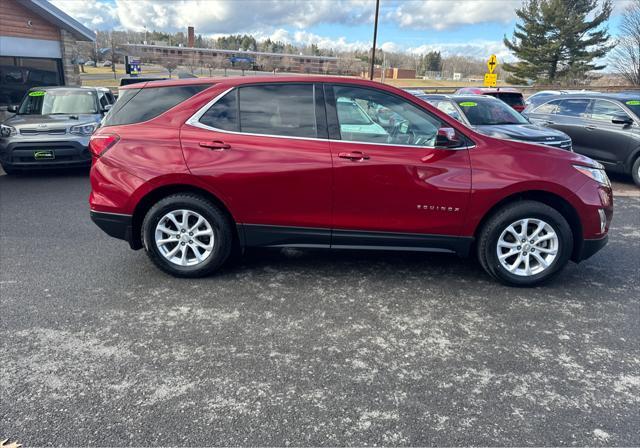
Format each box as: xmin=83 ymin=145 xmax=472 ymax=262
xmin=7 ymin=105 xmax=18 ymax=113
xmin=102 ymin=104 xmax=112 ymax=114
xmin=612 ymin=115 xmax=633 ymax=126
xmin=435 ymin=127 xmax=461 ymax=148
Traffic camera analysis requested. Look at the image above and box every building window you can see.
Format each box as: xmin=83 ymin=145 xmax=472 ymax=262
xmin=0 ymin=56 xmax=63 ymax=106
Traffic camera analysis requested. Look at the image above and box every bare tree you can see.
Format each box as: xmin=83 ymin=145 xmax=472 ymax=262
xmin=164 ymin=60 xmax=178 ymax=78
xmin=610 ymin=0 xmax=640 ymax=85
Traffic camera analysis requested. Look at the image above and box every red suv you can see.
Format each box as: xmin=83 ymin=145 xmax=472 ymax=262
xmin=89 ymin=77 xmax=612 ymax=286
xmin=455 ymin=87 xmax=526 ymax=112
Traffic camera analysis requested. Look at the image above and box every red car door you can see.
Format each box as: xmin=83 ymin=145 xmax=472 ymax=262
xmin=181 ymin=83 xmax=333 ymax=246
xmin=326 ymin=84 xmax=472 ymax=248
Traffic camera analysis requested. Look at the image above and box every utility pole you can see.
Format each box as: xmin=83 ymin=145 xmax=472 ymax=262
xmin=111 ymin=31 xmax=117 ymax=80
xmin=369 ymin=0 xmax=380 ymax=80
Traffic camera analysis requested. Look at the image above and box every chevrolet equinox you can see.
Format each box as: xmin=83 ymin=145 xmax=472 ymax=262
xmin=89 ymin=77 xmax=613 ymax=286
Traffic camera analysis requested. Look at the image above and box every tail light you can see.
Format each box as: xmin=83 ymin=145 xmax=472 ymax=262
xmin=89 ymin=133 xmax=120 ymax=157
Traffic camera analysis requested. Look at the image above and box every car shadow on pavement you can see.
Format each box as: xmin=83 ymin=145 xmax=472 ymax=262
xmin=0 ymin=167 xmax=89 ymax=178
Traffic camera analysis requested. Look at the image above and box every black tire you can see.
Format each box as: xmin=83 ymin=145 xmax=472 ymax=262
xmin=1 ymin=164 xmax=16 ymax=175
xmin=632 ymin=156 xmax=640 ymax=187
xmin=141 ymin=193 xmax=233 ymax=277
xmin=477 ymin=200 xmax=573 ymax=286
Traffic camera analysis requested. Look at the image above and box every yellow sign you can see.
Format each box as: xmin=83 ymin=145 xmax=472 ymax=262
xmin=484 ymin=73 xmax=497 ymax=87
xmin=487 ymin=54 xmax=498 ymax=74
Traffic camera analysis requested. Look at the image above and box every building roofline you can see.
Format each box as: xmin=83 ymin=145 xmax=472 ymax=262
xmin=124 ymin=43 xmax=339 ymax=61
xmin=22 ymin=0 xmax=95 ymax=42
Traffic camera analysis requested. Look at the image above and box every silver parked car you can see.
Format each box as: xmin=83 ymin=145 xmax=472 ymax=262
xmin=0 ymin=86 xmax=115 ymax=173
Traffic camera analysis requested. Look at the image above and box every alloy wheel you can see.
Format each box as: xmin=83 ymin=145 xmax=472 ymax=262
xmin=496 ymin=218 xmax=559 ymax=277
xmin=154 ymin=209 xmax=214 ymax=266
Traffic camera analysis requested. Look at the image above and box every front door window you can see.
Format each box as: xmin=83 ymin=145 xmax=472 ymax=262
xmin=332 ymin=85 xmax=444 ymax=147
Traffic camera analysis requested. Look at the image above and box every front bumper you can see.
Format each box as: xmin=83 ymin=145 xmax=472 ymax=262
xmin=90 ymin=210 xmax=133 ymax=244
xmin=575 ymin=235 xmax=608 ymax=262
xmin=0 ymin=139 xmax=91 ymax=169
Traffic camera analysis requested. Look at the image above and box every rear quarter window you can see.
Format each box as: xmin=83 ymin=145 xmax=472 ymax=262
xmin=103 ymin=84 xmax=210 ymax=126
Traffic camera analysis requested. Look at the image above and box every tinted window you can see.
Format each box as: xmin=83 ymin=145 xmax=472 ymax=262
xmin=491 ymin=92 xmax=525 ymax=107
xmin=103 ymin=84 xmax=210 ymax=126
xmin=590 ymin=100 xmax=628 ymax=121
xmin=533 ymin=100 xmax=561 ymax=114
xmin=238 ymin=84 xmax=316 ymax=138
xmin=99 ymin=93 xmax=108 ymax=108
xmin=199 ymin=89 xmax=238 ymax=131
xmin=557 ymin=99 xmax=590 ymax=117
xmin=333 ymin=85 xmax=444 ymax=147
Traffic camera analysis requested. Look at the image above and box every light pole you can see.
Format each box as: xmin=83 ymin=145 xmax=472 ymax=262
xmin=369 ymin=0 xmax=380 ymax=80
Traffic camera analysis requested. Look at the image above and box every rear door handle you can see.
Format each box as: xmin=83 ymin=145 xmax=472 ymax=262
xmin=338 ymin=151 xmax=369 ymax=161
xmin=199 ymin=140 xmax=230 ymax=150
xmin=585 ymin=125 xmax=596 ymax=131
xmin=545 ymin=120 xmax=556 ymax=125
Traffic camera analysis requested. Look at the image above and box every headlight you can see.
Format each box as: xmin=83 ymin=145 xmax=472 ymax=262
xmin=573 ymin=164 xmax=610 ymax=186
xmin=0 ymin=124 xmax=17 ymax=137
xmin=69 ymin=122 xmax=98 ymax=136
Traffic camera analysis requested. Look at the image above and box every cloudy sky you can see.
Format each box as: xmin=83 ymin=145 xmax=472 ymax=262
xmin=52 ymin=0 xmax=630 ymax=61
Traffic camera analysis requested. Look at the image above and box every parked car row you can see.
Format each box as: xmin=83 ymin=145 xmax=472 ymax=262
xmin=523 ymin=93 xmax=640 ymax=185
xmin=408 ymin=88 xmax=640 ymax=186
xmin=408 ymin=92 xmax=572 ymax=151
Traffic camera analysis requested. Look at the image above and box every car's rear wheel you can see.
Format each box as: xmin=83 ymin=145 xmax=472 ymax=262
xmin=477 ymin=201 xmax=573 ymax=286
xmin=142 ymin=194 xmax=232 ymax=277
xmin=631 ymin=156 xmax=640 ymax=187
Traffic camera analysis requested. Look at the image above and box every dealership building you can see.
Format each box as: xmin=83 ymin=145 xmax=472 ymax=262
xmin=0 ymin=0 xmax=95 ymax=110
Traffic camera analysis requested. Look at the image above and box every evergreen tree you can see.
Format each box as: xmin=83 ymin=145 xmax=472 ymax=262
xmin=504 ymin=0 xmax=613 ymax=84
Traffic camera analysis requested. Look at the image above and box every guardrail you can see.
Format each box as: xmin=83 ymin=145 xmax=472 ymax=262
xmin=401 ymin=85 xmax=639 ymax=94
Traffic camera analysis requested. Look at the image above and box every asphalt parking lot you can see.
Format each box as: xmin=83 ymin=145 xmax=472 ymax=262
xmin=1 ymin=170 xmax=639 ymax=446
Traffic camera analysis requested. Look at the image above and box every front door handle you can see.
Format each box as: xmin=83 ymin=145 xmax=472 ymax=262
xmin=585 ymin=125 xmax=596 ymax=131
xmin=338 ymin=151 xmax=369 ymax=161
xmin=545 ymin=120 xmax=556 ymax=125
xmin=199 ymin=140 xmax=230 ymax=150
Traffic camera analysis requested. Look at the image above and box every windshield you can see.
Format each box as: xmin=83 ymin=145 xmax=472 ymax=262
xmin=455 ymin=98 xmax=529 ymax=125
xmin=18 ymin=90 xmax=98 ymax=115
xmin=624 ymin=99 xmax=640 ymax=118
xmin=337 ymin=100 xmax=373 ymax=125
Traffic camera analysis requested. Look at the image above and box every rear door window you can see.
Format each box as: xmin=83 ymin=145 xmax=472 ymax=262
xmin=533 ymin=100 xmax=561 ymax=115
xmin=238 ymin=84 xmax=316 ymax=138
xmin=103 ymin=84 xmax=211 ymax=126
xmin=556 ymin=99 xmax=590 ymax=118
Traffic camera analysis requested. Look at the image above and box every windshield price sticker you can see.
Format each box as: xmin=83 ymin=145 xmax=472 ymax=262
xmin=626 ymin=100 xmax=640 ymax=106
xmin=459 ymin=102 xmax=478 ymax=107
xmin=28 ymin=91 xmax=46 ymax=97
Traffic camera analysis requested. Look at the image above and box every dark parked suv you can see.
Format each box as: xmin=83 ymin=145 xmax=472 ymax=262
xmin=524 ymin=93 xmax=640 ymax=185
xmin=89 ymin=77 xmax=613 ymax=286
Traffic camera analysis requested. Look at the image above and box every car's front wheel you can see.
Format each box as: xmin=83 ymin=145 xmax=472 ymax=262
xmin=1 ymin=164 xmax=16 ymax=175
xmin=141 ymin=194 xmax=232 ymax=277
xmin=477 ymin=201 xmax=573 ymax=286
xmin=631 ymin=156 xmax=640 ymax=187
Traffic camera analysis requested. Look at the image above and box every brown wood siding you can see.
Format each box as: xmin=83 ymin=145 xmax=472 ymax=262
xmin=0 ymin=0 xmax=61 ymax=41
